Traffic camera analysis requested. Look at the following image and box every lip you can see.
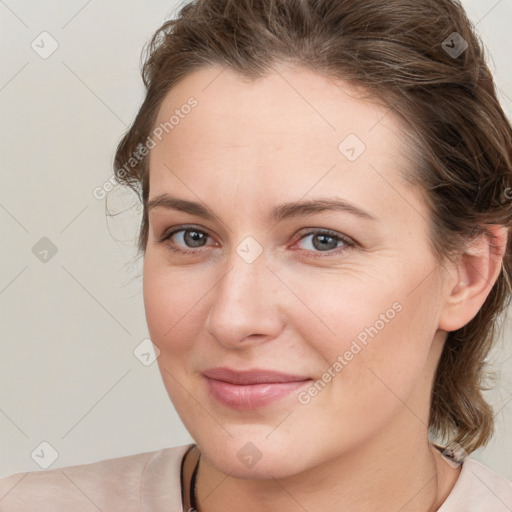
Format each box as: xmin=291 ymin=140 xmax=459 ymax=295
xmin=203 ymin=367 xmax=312 ymax=410
xmin=203 ymin=367 xmax=310 ymax=385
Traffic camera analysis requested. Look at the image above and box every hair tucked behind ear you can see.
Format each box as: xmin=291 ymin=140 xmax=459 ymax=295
xmin=113 ymin=0 xmax=512 ymax=453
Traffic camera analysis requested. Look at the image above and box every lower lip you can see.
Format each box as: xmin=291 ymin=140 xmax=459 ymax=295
xmin=205 ymin=377 xmax=312 ymax=410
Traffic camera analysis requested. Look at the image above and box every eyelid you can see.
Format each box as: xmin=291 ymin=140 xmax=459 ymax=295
xmin=294 ymin=228 xmax=355 ymax=246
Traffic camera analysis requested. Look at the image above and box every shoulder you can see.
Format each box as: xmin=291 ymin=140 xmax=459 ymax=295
xmin=0 ymin=443 xmax=193 ymax=512
xmin=440 ymin=457 xmax=512 ymax=511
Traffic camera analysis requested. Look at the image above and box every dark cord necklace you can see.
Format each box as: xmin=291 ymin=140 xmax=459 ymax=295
xmin=189 ymin=454 xmax=200 ymax=511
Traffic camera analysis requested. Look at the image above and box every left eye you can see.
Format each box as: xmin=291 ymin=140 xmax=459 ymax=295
xmin=295 ymin=230 xmax=352 ymax=253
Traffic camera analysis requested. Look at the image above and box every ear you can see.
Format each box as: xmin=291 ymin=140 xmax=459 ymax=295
xmin=438 ymin=225 xmax=508 ymax=332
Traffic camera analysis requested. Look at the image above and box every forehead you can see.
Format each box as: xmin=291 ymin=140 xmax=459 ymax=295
xmin=152 ymin=62 xmax=400 ymax=148
xmin=147 ymin=63 xmax=424 ymax=226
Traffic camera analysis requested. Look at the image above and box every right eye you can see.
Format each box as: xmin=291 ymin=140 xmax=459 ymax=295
xmin=158 ymin=225 xmax=216 ymax=254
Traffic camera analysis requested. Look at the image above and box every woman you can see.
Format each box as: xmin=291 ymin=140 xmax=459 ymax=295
xmin=1 ymin=0 xmax=512 ymax=510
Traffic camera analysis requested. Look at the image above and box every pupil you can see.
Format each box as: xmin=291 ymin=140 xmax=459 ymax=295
xmin=313 ymin=234 xmax=336 ymax=251
xmin=185 ymin=231 xmax=205 ymax=247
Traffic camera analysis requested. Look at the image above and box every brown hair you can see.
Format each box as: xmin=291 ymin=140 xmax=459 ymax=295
xmin=113 ymin=0 xmax=512 ymax=454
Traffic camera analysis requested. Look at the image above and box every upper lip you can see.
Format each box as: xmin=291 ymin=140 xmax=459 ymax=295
xmin=203 ymin=367 xmax=311 ymax=385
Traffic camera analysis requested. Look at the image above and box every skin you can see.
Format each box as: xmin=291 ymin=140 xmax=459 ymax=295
xmin=142 ymin=62 xmax=507 ymax=511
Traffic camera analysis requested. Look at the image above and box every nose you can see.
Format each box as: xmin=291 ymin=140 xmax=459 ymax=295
xmin=204 ymin=247 xmax=284 ymax=349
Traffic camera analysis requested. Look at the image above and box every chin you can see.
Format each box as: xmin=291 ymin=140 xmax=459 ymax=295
xmin=193 ymin=429 xmax=321 ymax=481
xmin=204 ymin=445 xmax=303 ymax=480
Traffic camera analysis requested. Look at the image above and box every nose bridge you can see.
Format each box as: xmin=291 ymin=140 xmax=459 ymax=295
xmin=217 ymin=239 xmax=270 ymax=310
xmin=205 ymin=238 xmax=282 ymax=345
xmin=215 ymin=229 xmax=269 ymax=292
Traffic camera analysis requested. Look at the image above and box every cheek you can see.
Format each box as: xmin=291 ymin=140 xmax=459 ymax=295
xmin=142 ymin=259 xmax=205 ymax=412
xmin=300 ymin=271 xmax=440 ymax=421
xmin=142 ymin=256 xmax=203 ymax=353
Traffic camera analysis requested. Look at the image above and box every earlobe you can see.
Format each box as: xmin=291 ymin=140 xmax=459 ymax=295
xmin=438 ymin=225 xmax=508 ymax=332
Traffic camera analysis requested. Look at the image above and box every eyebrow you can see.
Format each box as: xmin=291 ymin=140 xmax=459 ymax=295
xmin=147 ymin=194 xmax=378 ymax=223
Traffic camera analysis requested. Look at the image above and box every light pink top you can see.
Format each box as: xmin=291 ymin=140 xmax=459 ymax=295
xmin=1 ymin=443 xmax=511 ymax=511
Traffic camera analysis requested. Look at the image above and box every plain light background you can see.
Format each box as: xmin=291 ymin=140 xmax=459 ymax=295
xmin=0 ymin=0 xmax=511 ymax=479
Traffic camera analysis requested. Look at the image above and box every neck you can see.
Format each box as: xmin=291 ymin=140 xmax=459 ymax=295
xmin=193 ymin=426 xmax=460 ymax=512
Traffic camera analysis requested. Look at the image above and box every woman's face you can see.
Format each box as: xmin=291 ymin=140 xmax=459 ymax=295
xmin=143 ymin=63 xmax=453 ymax=478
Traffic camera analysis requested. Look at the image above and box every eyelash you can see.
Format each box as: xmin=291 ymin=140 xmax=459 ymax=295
xmin=157 ymin=224 xmax=356 ymax=258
